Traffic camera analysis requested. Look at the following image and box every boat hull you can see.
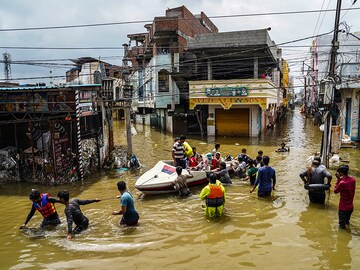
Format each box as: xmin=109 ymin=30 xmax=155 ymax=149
xmin=135 ymin=161 xmax=208 ymax=195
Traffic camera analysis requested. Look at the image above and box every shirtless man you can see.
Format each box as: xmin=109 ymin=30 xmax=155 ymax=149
xmin=172 ymin=166 xmax=194 ymax=197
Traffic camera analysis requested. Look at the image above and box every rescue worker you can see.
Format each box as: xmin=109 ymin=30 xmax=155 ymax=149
xmin=57 ymin=190 xmax=101 ymax=240
xmin=20 ymin=189 xmax=61 ymax=229
xmin=200 ymin=173 xmax=226 ymax=218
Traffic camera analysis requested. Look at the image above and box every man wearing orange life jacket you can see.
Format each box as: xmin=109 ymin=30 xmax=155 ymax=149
xmin=20 ymin=189 xmax=61 ymax=229
xmin=200 ymin=173 xmax=226 ymax=217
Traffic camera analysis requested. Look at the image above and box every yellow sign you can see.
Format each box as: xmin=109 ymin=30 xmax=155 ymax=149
xmin=190 ymin=97 xmax=267 ymax=110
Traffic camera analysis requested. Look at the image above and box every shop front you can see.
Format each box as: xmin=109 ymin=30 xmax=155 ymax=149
xmin=189 ymin=79 xmax=279 ymax=137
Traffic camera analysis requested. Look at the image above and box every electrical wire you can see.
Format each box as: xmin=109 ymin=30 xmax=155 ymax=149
xmin=0 ymin=7 xmax=359 ymax=32
xmin=312 ymin=0 xmax=328 ymax=37
xmin=1 ymin=77 xmax=358 ymax=105
xmin=0 ymin=30 xmax=338 ymax=81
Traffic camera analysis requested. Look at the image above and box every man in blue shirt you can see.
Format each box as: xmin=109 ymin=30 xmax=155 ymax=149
xmin=250 ymin=156 xmax=276 ymax=197
xmin=112 ymin=181 xmax=139 ymax=226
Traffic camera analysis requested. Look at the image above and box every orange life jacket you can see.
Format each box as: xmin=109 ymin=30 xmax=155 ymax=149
xmin=33 ymin=193 xmax=57 ymax=218
xmin=206 ymin=184 xmax=224 ymax=207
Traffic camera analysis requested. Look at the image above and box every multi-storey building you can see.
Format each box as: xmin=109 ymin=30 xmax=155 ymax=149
xmin=187 ymin=29 xmax=283 ymax=137
xmin=309 ymin=32 xmax=360 ymax=142
xmin=123 ymin=6 xmax=218 ymax=134
xmin=124 ymin=6 xmax=285 ymax=137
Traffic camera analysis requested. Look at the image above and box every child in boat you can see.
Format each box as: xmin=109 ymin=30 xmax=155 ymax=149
xmin=188 ymin=154 xmax=198 ymax=169
xmin=205 ymin=153 xmax=218 ymax=171
xmin=214 ymin=152 xmax=224 ymax=164
xmin=191 ymin=155 xmax=206 ymax=171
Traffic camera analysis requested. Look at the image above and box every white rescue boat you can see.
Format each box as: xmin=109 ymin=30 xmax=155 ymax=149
xmin=135 ymin=160 xmax=208 ymax=195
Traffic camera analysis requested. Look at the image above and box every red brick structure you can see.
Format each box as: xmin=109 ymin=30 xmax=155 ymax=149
xmin=125 ymin=5 xmax=217 ymax=69
xmin=123 ymin=6 xmax=218 ymax=134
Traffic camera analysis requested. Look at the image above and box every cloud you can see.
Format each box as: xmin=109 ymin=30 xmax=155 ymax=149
xmin=0 ymin=0 xmax=359 ymax=85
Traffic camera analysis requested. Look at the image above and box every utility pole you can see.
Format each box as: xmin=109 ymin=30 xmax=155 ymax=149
xmin=321 ymin=0 xmax=342 ymax=167
xmin=124 ymin=84 xmax=133 ymax=158
xmin=304 ymin=75 xmax=307 ymax=113
xmin=122 ymin=43 xmax=133 ymax=158
xmin=3 ymin=52 xmax=12 ymax=82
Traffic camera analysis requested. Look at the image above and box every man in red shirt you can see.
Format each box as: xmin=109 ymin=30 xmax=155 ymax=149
xmin=334 ymin=165 xmax=356 ymax=229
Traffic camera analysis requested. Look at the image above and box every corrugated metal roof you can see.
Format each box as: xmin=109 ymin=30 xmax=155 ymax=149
xmin=0 ymin=84 xmax=102 ymax=91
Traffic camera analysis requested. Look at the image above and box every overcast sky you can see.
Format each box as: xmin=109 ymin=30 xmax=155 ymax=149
xmin=0 ymin=0 xmax=359 ymax=87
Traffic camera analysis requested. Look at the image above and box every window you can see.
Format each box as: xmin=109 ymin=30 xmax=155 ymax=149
xmin=94 ymin=71 xmax=101 ymax=84
xmin=158 ymin=70 xmax=169 ymax=92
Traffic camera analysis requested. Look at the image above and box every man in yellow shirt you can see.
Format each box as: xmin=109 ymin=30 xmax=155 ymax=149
xmin=200 ymin=173 xmax=226 ymax=217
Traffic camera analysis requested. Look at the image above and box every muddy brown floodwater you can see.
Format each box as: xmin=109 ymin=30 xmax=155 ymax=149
xmin=0 ymin=109 xmax=359 ymax=269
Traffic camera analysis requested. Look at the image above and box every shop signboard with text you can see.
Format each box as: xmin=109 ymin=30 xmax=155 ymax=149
xmin=205 ymin=86 xmax=248 ymax=97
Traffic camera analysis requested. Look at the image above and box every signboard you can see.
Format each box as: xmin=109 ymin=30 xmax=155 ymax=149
xmin=79 ymin=90 xmax=97 ymax=116
xmin=190 ymin=97 xmax=267 ymax=110
xmin=0 ymin=91 xmax=75 ymax=112
xmin=79 ymin=102 xmax=95 ymax=116
xmin=205 ymin=86 xmax=248 ymax=97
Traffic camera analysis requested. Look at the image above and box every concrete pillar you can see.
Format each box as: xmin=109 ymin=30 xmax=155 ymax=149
xmin=254 ymin=57 xmax=258 ymax=79
xmin=207 ymin=59 xmax=212 ymax=80
xmin=331 ymin=125 xmax=341 ymax=154
xmin=169 ymin=75 xmax=175 ymax=110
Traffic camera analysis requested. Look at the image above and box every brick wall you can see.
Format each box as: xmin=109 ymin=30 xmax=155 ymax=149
xmin=152 ymin=6 xmax=217 ymax=40
xmin=66 ymin=69 xmax=79 ymax=83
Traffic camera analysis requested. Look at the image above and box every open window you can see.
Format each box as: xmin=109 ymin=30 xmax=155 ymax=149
xmin=158 ymin=69 xmax=169 ymax=92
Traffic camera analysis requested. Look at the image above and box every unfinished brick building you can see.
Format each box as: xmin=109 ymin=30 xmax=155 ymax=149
xmin=123 ymin=6 xmax=218 ymax=134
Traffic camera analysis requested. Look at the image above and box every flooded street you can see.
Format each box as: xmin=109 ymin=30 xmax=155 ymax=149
xmin=1 ymin=109 xmax=360 ymax=270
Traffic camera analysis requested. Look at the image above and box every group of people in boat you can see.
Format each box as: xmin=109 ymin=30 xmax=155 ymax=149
xmin=19 ymin=180 xmax=139 ymax=239
xmin=172 ymin=135 xmax=356 ymax=229
xmin=172 ymin=136 xmax=278 ymax=217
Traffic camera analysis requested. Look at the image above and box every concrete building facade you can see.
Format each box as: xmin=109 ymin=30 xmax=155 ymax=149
xmin=123 ymin=6 xmax=218 ymax=134
xmin=309 ymin=32 xmax=360 ymax=142
xmin=187 ymin=29 xmax=283 ymax=137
